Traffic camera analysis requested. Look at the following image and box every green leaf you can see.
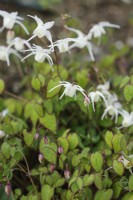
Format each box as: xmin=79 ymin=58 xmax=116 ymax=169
xmin=46 ymin=77 xmax=60 ymax=98
xmin=105 ymin=131 xmax=113 ymax=148
xmin=40 ymin=113 xmax=56 ymax=133
xmin=76 ymin=177 xmax=83 ymax=190
xmin=83 ymin=174 xmax=94 ymax=186
xmin=129 ymin=174 xmax=133 ymax=191
xmin=0 ymin=79 xmax=5 ymax=94
xmin=113 ymin=133 xmax=123 ymax=153
xmin=67 ymin=133 xmax=79 ymax=149
xmin=120 ymin=76 xmax=130 ymax=88
xmin=39 ymin=139 xmax=57 ymax=164
xmin=90 ymin=152 xmax=103 ymax=172
xmin=54 ymin=178 xmax=65 ymax=188
xmin=58 ymin=137 xmax=69 ymax=154
xmin=94 ymin=173 xmax=102 ymax=189
xmin=31 ymin=76 xmax=41 ymax=91
xmin=113 ymin=181 xmax=122 ymax=199
xmin=1 ymin=142 xmax=11 ymax=159
xmin=41 ymin=185 xmax=54 ymax=200
xmin=23 ymin=130 xmax=34 ymax=147
xmin=113 ymin=160 xmax=124 ymax=176
xmin=94 ymin=189 xmax=113 ymax=200
xmin=34 ymin=103 xmax=44 ymax=117
xmin=122 ymin=192 xmax=133 ymax=200
xmin=124 ymin=85 xmax=133 ymax=102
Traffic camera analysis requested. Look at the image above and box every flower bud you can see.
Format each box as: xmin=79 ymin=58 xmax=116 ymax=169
xmin=84 ymin=96 xmax=90 ymax=107
xmin=50 ymin=164 xmax=55 ymax=173
xmin=64 ymin=165 xmax=70 ymax=180
xmin=44 ymin=136 xmax=48 ymax=144
xmin=0 ymin=130 xmax=5 ymax=139
xmin=5 ymin=182 xmax=11 ymax=196
xmin=58 ymin=146 xmax=64 ymax=154
xmin=34 ymin=132 xmax=39 ymax=140
xmin=38 ymin=153 xmax=44 ymax=163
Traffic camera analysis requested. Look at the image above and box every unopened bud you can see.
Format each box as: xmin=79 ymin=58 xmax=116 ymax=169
xmin=0 ymin=130 xmax=5 ymax=139
xmin=5 ymin=182 xmax=11 ymax=196
xmin=38 ymin=153 xmax=44 ymax=163
xmin=34 ymin=132 xmax=39 ymax=140
xmin=84 ymin=96 xmax=90 ymax=107
xmin=6 ymin=30 xmax=15 ymax=44
xmin=50 ymin=164 xmax=55 ymax=173
xmin=64 ymin=165 xmax=70 ymax=179
xmin=44 ymin=136 xmax=48 ymax=144
xmin=58 ymin=146 xmax=64 ymax=154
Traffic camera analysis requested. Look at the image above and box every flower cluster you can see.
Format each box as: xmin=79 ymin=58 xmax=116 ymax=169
xmin=0 ymin=10 xmax=132 ymax=129
xmin=0 ymin=10 xmax=120 ymax=68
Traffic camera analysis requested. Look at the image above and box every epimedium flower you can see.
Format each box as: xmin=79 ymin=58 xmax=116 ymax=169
xmin=27 ymin=15 xmax=54 ymax=45
xmin=8 ymin=37 xmax=31 ymax=51
xmin=0 ymin=45 xmax=22 ymax=66
xmin=0 ymin=10 xmax=29 ymax=34
xmin=65 ymin=26 xmax=95 ymax=61
xmin=118 ymin=154 xmax=133 ymax=174
xmin=49 ymin=81 xmax=90 ymax=101
xmin=101 ymin=94 xmax=122 ymax=123
xmin=21 ymin=44 xmax=54 ymax=70
xmin=0 ymin=109 xmax=8 ymax=118
xmin=119 ymin=110 xmax=133 ymax=128
xmin=88 ymin=91 xmax=107 ymax=111
xmin=0 ymin=130 xmax=5 ymax=139
xmin=50 ymin=38 xmax=79 ymax=53
xmin=87 ymin=21 xmax=120 ymax=40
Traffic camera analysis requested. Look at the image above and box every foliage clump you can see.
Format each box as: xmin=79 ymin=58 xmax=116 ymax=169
xmin=0 ymin=8 xmax=133 ymax=200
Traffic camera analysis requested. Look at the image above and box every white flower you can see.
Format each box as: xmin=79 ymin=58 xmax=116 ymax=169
xmin=101 ymin=94 xmax=122 ymax=123
xmin=21 ymin=44 xmax=53 ymax=70
xmin=6 ymin=30 xmax=15 ymax=44
xmin=0 ymin=130 xmax=5 ymax=138
xmin=88 ymin=91 xmax=107 ymax=111
xmin=51 ymin=38 xmax=78 ymax=53
xmin=0 ymin=45 xmax=22 ymax=66
xmin=118 ymin=154 xmax=133 ymax=172
xmin=27 ymin=15 xmax=54 ymax=45
xmin=9 ymin=37 xmax=31 ymax=51
xmin=65 ymin=26 xmax=95 ymax=61
xmin=0 ymin=109 xmax=8 ymax=118
xmin=97 ymin=81 xmax=110 ymax=93
xmin=0 ymin=10 xmax=29 ymax=34
xmin=119 ymin=110 xmax=133 ymax=128
xmin=87 ymin=21 xmax=120 ymax=40
xmin=49 ymin=81 xmax=90 ymax=101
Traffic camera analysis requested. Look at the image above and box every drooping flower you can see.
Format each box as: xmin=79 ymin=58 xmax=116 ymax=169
xmin=49 ymin=81 xmax=90 ymax=101
xmin=0 ymin=45 xmax=22 ymax=66
xmin=0 ymin=10 xmax=29 ymax=34
xmin=50 ymin=38 xmax=79 ymax=53
xmin=0 ymin=109 xmax=8 ymax=118
xmin=21 ymin=44 xmax=53 ymax=70
xmin=65 ymin=26 xmax=95 ymax=61
xmin=97 ymin=81 xmax=111 ymax=98
xmin=101 ymin=94 xmax=122 ymax=123
xmin=119 ymin=110 xmax=133 ymax=128
xmin=87 ymin=21 xmax=120 ymax=40
xmin=88 ymin=91 xmax=107 ymax=111
xmin=0 ymin=130 xmax=5 ymax=139
xmin=27 ymin=15 xmax=54 ymax=45
xmin=118 ymin=154 xmax=133 ymax=174
xmin=8 ymin=37 xmax=31 ymax=51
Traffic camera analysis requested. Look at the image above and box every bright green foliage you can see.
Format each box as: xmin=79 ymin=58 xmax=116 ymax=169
xmin=0 ymin=7 xmax=133 ymax=200
xmin=0 ymin=79 xmax=5 ymax=94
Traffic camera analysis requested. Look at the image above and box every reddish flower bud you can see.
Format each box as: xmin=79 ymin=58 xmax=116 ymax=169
xmin=50 ymin=164 xmax=55 ymax=173
xmin=58 ymin=146 xmax=64 ymax=154
xmin=34 ymin=132 xmax=39 ymax=140
xmin=44 ymin=136 xmax=48 ymax=144
xmin=64 ymin=165 xmax=70 ymax=179
xmin=38 ymin=153 xmax=44 ymax=163
xmin=5 ymin=182 xmax=11 ymax=196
